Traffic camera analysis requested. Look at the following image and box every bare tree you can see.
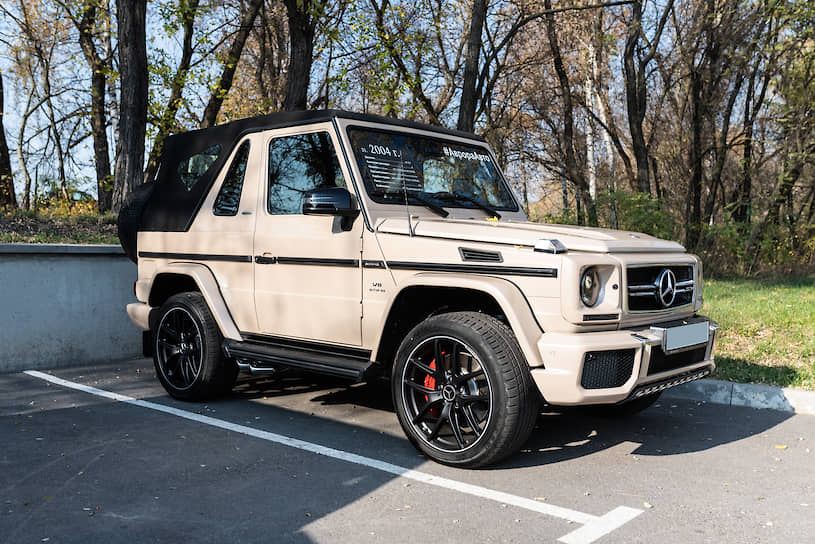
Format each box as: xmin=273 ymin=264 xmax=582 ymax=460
xmin=200 ymin=0 xmax=264 ymax=127
xmin=112 ymin=0 xmax=148 ymax=211
xmin=0 ymin=69 xmax=16 ymax=208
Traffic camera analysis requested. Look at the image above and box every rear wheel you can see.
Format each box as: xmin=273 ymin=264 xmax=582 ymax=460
xmin=153 ymin=292 xmax=237 ymax=401
xmin=392 ymin=312 xmax=539 ymax=468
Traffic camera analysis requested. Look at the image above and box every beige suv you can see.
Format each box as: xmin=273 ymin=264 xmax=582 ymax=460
xmin=120 ymin=109 xmax=717 ymax=467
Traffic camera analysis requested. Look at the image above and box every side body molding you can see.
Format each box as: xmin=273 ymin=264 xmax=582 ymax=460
xmin=151 ymin=262 xmax=243 ymax=341
xmin=371 ymin=272 xmax=545 ymax=368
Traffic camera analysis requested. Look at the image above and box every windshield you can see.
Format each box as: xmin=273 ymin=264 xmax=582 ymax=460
xmin=347 ymin=128 xmax=518 ymax=211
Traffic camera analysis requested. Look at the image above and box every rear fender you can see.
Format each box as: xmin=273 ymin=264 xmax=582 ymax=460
xmin=150 ymin=262 xmax=242 ymax=341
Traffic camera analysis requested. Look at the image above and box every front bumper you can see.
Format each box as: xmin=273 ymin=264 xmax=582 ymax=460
xmin=532 ymin=316 xmax=718 ymax=405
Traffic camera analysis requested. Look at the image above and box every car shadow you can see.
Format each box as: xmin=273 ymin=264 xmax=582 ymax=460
xmin=230 ymin=370 xmax=794 ymax=470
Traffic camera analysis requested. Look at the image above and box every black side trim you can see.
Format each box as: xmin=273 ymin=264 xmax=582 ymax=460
xmin=138 ymin=251 xmax=252 ymax=263
xmin=387 ymin=261 xmax=557 ymax=278
xmin=275 ymin=257 xmax=359 ymax=267
xmin=240 ymin=332 xmax=372 ymax=360
xmin=226 ymin=334 xmax=377 ymax=381
xmin=254 ymin=256 xmax=276 ymax=264
xmin=583 ymin=313 xmax=620 ymax=322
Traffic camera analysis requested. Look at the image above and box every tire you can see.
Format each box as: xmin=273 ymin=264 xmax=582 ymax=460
xmin=392 ymin=311 xmax=539 ymax=468
xmin=152 ymin=292 xmax=237 ymax=401
xmin=117 ymin=181 xmax=154 ymax=263
xmin=584 ymin=392 xmax=662 ymax=418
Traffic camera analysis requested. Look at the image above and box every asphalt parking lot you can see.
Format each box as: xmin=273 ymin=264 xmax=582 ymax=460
xmin=1 ymin=360 xmax=813 ymax=543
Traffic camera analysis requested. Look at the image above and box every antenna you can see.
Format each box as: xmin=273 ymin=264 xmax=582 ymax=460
xmin=397 ymin=150 xmax=414 ymax=237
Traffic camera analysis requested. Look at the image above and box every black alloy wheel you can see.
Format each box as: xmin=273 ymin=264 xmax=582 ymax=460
xmin=153 ymin=292 xmax=237 ymax=401
xmin=392 ymin=312 xmax=539 ymax=468
xmin=155 ymin=306 xmax=204 ymax=391
xmin=400 ymin=335 xmax=493 ymax=454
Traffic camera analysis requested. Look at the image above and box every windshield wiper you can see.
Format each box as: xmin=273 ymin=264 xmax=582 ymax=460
xmin=370 ymin=190 xmax=449 ymax=218
xmin=424 ymin=191 xmax=501 ymax=220
xmin=411 ymin=193 xmax=449 ymax=218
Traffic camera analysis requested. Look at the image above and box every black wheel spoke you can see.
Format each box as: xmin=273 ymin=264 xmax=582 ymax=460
xmin=459 ymin=393 xmax=489 ymax=405
xmin=162 ymin=325 xmax=180 ymax=341
xmin=177 ymin=354 xmax=188 ymax=383
xmin=433 ymin=338 xmax=444 ymax=373
xmin=451 ymin=341 xmax=460 ymax=368
xmin=412 ymin=398 xmax=444 ymax=425
xmin=409 ymin=358 xmax=436 ymax=378
xmin=449 ymin=407 xmax=466 ymax=448
xmin=158 ymin=340 xmax=181 ymax=357
xmin=463 ymin=405 xmax=483 ymax=437
xmin=455 ymin=368 xmax=484 ymax=385
xmin=426 ymin=403 xmax=451 ymax=441
xmin=405 ymin=380 xmax=436 ymax=395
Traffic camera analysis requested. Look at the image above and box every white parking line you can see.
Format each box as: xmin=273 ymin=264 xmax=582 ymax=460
xmin=25 ymin=370 xmax=642 ymax=543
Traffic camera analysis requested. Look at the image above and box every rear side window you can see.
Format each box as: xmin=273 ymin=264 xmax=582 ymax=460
xmin=213 ymin=141 xmax=251 ymax=216
xmin=178 ymin=144 xmax=221 ymax=191
xmin=267 ymin=131 xmax=346 ymax=215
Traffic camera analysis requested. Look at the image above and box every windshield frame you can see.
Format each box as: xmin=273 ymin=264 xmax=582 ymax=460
xmin=344 ymin=125 xmax=521 ymax=214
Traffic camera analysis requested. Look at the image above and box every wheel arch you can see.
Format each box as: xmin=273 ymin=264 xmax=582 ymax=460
xmin=148 ymin=263 xmax=242 ymax=340
xmin=371 ymin=273 xmax=544 ymax=370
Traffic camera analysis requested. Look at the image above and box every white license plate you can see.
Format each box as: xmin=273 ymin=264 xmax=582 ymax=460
xmin=664 ymin=321 xmax=709 ymax=352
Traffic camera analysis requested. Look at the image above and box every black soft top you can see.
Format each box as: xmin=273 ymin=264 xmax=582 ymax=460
xmin=140 ymin=109 xmax=485 ymax=232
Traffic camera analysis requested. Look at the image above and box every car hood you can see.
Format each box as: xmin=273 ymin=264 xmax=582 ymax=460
xmin=375 ymin=217 xmax=685 ymax=253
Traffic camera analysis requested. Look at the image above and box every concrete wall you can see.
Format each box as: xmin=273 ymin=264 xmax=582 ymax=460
xmin=0 ymin=244 xmax=141 ymax=373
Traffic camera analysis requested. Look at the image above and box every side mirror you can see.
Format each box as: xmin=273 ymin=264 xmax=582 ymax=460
xmin=302 ymin=187 xmax=360 ymax=230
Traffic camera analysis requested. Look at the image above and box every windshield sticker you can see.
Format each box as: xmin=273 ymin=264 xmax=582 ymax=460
xmin=442 ymin=146 xmax=490 ymax=162
xmin=361 ymin=149 xmax=423 ymax=191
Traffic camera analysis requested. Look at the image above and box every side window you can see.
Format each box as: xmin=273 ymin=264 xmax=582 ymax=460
xmin=213 ymin=141 xmax=251 ymax=216
xmin=177 ymin=144 xmax=221 ymax=191
xmin=267 ymin=131 xmax=346 ymax=215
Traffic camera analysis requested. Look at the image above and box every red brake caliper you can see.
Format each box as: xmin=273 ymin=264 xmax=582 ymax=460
xmin=423 ymin=358 xmax=441 ymax=417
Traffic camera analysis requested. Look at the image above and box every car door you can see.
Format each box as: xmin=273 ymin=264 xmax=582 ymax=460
xmin=252 ymin=124 xmax=363 ymax=346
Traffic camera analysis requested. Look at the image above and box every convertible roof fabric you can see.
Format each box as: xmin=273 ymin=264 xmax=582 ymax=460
xmin=140 ymin=110 xmax=485 ymax=232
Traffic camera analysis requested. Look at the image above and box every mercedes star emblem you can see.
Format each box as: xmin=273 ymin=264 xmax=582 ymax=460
xmin=656 ymin=268 xmax=677 ymax=307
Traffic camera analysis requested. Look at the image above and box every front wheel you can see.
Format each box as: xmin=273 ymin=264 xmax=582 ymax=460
xmin=392 ymin=312 xmax=539 ymax=468
xmin=153 ymin=292 xmax=237 ymax=401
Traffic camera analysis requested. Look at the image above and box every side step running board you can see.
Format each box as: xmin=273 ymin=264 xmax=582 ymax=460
xmin=222 ymin=338 xmax=379 ymax=381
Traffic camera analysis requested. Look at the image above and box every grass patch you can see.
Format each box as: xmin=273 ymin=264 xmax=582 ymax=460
xmin=704 ymin=276 xmax=815 ymax=390
xmin=0 ymin=210 xmax=118 ymax=244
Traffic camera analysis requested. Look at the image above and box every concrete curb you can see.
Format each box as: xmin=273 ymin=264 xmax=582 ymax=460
xmin=663 ymin=378 xmax=815 ymax=415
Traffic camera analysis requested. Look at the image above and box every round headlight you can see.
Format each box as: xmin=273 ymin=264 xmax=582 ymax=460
xmin=580 ymin=267 xmax=601 ymax=307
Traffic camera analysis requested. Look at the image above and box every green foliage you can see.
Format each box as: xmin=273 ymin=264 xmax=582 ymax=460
xmin=596 ymin=190 xmax=675 ymax=239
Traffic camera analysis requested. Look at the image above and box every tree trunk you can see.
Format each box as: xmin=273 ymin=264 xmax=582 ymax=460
xmin=200 ymin=0 xmax=263 ymax=128
xmin=685 ymin=69 xmax=703 ymax=249
xmin=457 ymin=0 xmax=487 ymax=133
xmin=112 ymin=0 xmax=149 ymax=212
xmin=544 ymin=0 xmax=596 ymax=226
xmin=623 ymin=1 xmax=650 ymax=195
xmin=76 ymin=2 xmax=113 ymax=212
xmin=0 ymin=69 xmax=16 ymax=208
xmin=282 ymin=0 xmax=316 ymax=111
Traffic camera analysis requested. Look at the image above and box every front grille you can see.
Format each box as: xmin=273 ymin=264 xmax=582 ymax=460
xmin=627 ymin=265 xmax=694 ymax=312
xmin=647 ymin=346 xmax=708 ymax=375
xmin=581 ymin=349 xmax=636 ymax=389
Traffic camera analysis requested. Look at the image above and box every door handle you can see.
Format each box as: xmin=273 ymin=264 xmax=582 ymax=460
xmin=254 ymin=255 xmax=276 ymax=265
